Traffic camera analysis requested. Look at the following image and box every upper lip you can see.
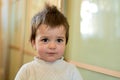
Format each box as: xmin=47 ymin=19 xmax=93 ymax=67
xmin=47 ymin=52 xmax=56 ymax=54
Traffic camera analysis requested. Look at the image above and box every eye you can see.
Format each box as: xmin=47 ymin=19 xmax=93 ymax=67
xmin=57 ymin=39 xmax=63 ymax=43
xmin=41 ymin=38 xmax=49 ymax=42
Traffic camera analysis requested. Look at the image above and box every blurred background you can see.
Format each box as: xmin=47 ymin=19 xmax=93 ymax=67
xmin=0 ymin=0 xmax=120 ymax=80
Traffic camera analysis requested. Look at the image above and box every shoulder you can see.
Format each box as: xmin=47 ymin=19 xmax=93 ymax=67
xmin=24 ymin=60 xmax=36 ymax=66
xmin=15 ymin=61 xmax=36 ymax=80
xmin=17 ymin=60 xmax=37 ymax=75
xmin=63 ymin=60 xmax=83 ymax=80
xmin=20 ymin=61 xmax=35 ymax=69
xmin=60 ymin=60 xmax=79 ymax=73
xmin=63 ymin=60 xmax=77 ymax=68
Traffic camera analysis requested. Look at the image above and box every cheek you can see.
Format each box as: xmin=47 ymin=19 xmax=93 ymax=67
xmin=36 ymin=45 xmax=46 ymax=53
xmin=58 ymin=45 xmax=66 ymax=53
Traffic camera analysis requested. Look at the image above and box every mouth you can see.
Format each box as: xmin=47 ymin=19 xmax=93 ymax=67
xmin=47 ymin=52 xmax=56 ymax=54
xmin=47 ymin=52 xmax=56 ymax=55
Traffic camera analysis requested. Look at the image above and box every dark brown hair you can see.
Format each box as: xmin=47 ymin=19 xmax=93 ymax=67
xmin=30 ymin=4 xmax=69 ymax=44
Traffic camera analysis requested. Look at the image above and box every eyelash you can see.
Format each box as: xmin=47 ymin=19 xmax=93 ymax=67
xmin=41 ymin=38 xmax=49 ymax=42
xmin=57 ymin=39 xmax=63 ymax=43
xmin=40 ymin=38 xmax=64 ymax=43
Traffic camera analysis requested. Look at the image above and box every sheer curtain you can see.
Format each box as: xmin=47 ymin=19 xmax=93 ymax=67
xmin=0 ymin=0 xmax=63 ymax=80
xmin=0 ymin=0 xmax=10 ymax=80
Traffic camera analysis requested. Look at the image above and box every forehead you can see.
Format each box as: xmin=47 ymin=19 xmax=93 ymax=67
xmin=36 ymin=24 xmax=66 ymax=35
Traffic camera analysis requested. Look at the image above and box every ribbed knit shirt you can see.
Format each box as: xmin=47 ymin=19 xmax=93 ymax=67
xmin=15 ymin=57 xmax=83 ymax=80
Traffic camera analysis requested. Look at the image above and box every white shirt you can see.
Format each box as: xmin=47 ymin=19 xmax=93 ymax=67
xmin=15 ymin=57 xmax=83 ymax=80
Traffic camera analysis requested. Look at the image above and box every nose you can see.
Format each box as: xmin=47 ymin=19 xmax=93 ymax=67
xmin=48 ymin=42 xmax=56 ymax=49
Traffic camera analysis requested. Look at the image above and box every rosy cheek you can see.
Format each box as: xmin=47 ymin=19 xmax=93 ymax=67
xmin=37 ymin=46 xmax=46 ymax=52
xmin=58 ymin=46 xmax=65 ymax=53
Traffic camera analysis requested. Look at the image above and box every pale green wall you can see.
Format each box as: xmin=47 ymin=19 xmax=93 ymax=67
xmin=65 ymin=0 xmax=120 ymax=80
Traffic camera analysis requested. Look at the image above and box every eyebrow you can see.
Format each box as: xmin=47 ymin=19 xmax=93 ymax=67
xmin=40 ymin=36 xmax=65 ymax=39
xmin=57 ymin=36 xmax=65 ymax=39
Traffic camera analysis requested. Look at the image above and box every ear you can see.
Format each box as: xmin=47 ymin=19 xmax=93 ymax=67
xmin=31 ymin=40 xmax=36 ymax=50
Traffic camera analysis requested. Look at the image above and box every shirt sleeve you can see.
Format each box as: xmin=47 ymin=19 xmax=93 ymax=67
xmin=14 ymin=64 xmax=28 ymax=80
xmin=72 ymin=66 xmax=83 ymax=80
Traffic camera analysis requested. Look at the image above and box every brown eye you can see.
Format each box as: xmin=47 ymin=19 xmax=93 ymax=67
xmin=57 ymin=39 xmax=63 ymax=43
xmin=41 ymin=38 xmax=49 ymax=42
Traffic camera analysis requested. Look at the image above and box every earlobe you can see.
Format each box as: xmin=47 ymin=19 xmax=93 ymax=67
xmin=32 ymin=40 xmax=36 ymax=50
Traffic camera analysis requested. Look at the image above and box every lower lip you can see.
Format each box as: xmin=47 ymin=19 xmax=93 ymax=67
xmin=48 ymin=53 xmax=55 ymax=54
xmin=47 ymin=53 xmax=56 ymax=55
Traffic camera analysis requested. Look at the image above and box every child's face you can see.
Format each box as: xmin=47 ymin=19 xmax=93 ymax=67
xmin=33 ymin=24 xmax=66 ymax=62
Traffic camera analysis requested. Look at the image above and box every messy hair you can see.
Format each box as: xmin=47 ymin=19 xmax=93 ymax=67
xmin=30 ymin=4 xmax=69 ymax=44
